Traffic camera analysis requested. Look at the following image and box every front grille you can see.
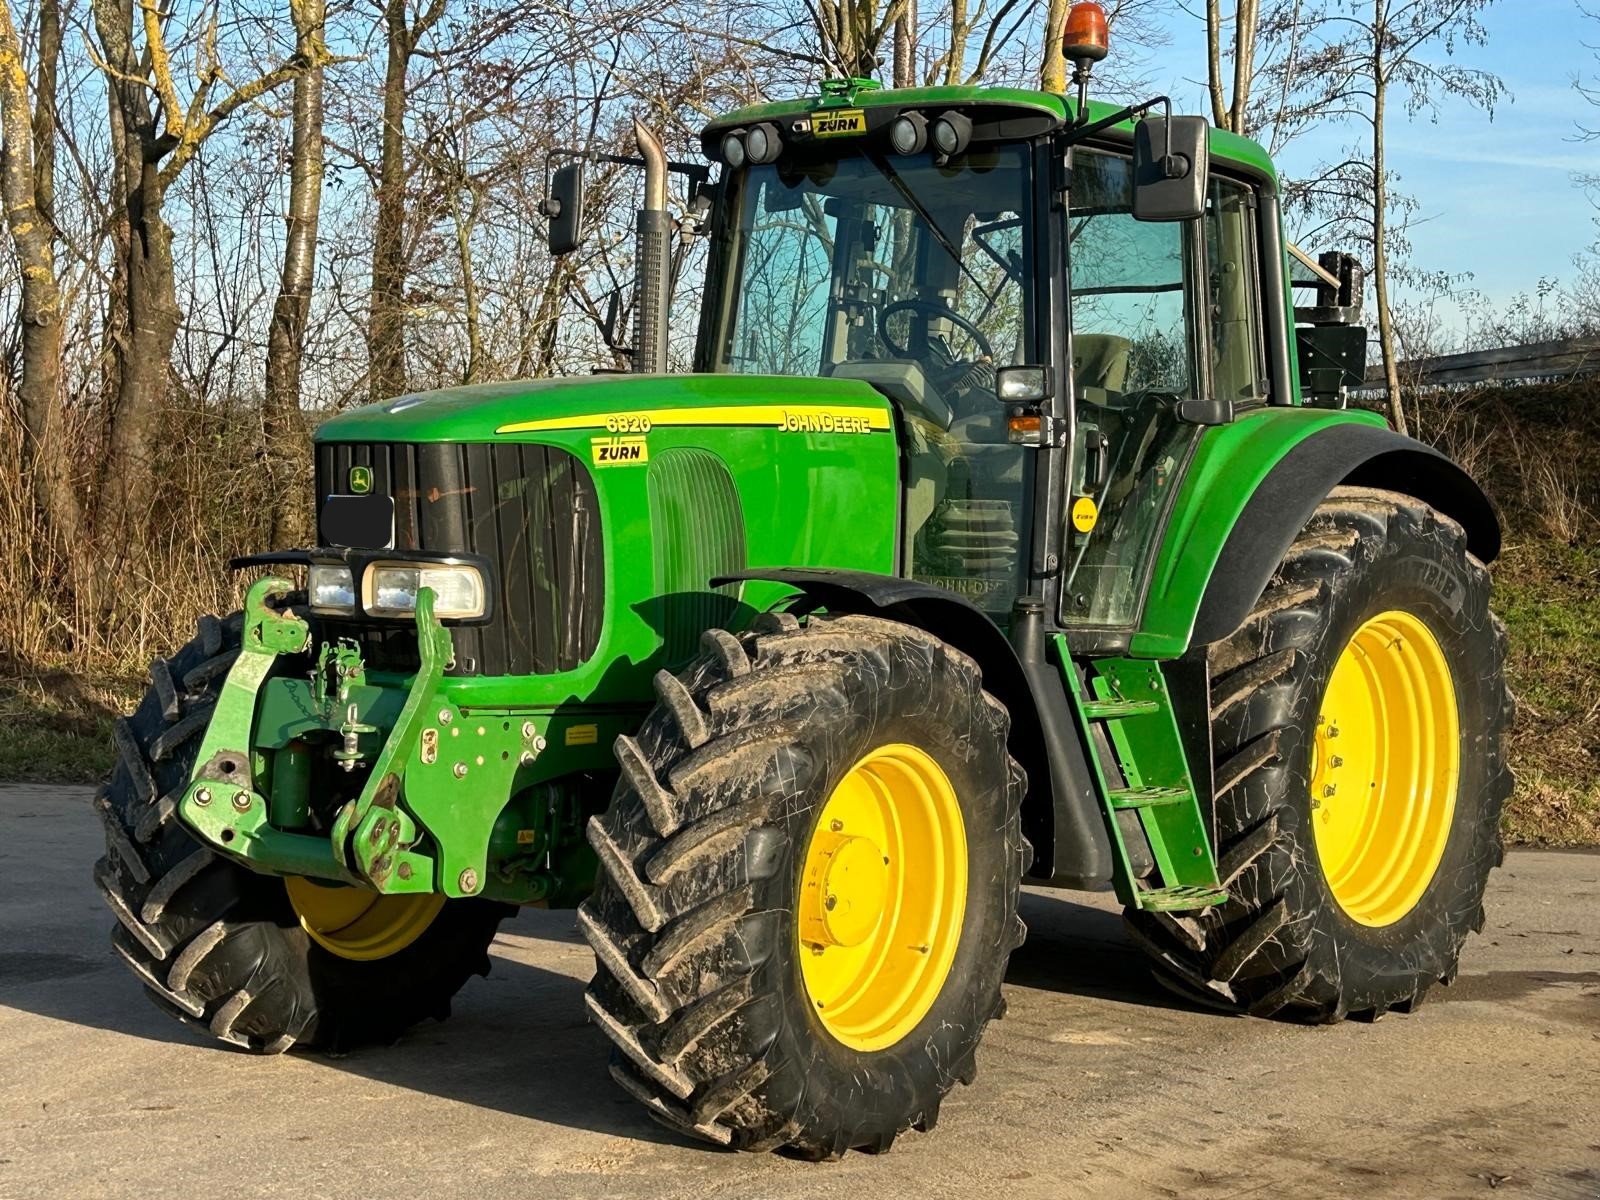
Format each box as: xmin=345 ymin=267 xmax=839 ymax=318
xmin=315 ymin=441 xmax=603 ymax=676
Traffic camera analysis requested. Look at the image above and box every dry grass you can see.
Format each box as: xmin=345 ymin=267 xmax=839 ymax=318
xmin=1410 ymin=381 xmax=1600 ymax=845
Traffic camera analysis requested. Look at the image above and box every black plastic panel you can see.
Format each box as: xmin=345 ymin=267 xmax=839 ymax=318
xmin=314 ymin=442 xmax=603 ymax=676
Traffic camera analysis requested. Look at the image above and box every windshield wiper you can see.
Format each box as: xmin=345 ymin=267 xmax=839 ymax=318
xmin=865 ymin=150 xmax=991 ymax=302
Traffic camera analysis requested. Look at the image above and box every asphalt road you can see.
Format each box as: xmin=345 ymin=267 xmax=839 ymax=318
xmin=2 ymin=784 xmax=1597 ymax=1200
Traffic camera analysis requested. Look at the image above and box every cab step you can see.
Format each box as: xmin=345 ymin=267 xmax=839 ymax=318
xmin=1107 ymin=785 xmax=1192 ymax=810
xmin=1059 ymin=649 xmax=1226 ymax=915
xmin=1079 ymin=698 xmax=1161 ymax=720
xmin=1139 ymin=885 xmax=1229 ymax=912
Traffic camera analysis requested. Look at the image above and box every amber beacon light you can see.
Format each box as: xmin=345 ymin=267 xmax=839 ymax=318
xmin=1062 ymin=1 xmax=1109 ymax=64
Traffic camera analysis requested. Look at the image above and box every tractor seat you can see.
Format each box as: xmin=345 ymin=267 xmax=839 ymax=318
xmin=1073 ymin=333 xmax=1132 ymax=407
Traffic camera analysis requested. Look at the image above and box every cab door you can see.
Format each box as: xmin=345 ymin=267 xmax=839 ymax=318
xmin=1059 ymin=147 xmax=1268 ymax=635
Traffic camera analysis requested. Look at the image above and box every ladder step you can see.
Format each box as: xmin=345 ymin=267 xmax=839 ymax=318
xmin=1107 ymin=786 xmax=1191 ymax=810
xmin=1080 ymin=698 xmax=1161 ymax=720
xmin=1136 ymin=885 xmax=1229 ymax=912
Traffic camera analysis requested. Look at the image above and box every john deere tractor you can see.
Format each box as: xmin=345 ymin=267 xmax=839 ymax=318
xmin=96 ymin=5 xmax=1509 ymax=1160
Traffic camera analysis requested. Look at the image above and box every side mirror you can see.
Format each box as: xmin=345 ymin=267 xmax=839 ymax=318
xmin=542 ymin=162 xmax=586 ymax=255
xmin=1132 ymin=116 xmax=1208 ymax=222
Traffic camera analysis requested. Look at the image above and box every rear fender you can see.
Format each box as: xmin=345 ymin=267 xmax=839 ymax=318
xmin=1132 ymin=411 xmax=1499 ymax=658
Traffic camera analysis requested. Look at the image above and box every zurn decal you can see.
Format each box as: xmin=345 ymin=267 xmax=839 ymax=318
xmin=813 ymin=108 xmax=865 ymax=137
xmin=591 ymin=435 xmax=649 ymax=466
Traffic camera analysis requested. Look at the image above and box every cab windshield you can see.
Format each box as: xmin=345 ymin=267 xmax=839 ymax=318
xmin=700 ymin=142 xmax=1038 ymax=615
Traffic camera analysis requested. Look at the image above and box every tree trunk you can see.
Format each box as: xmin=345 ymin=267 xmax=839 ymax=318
xmin=0 ymin=0 xmax=79 ymax=553
xmin=368 ymin=0 xmax=411 ymax=404
xmin=90 ymin=0 xmax=183 ymax=572
xmin=893 ymin=0 xmax=916 ymax=88
xmin=101 ymin=152 xmax=182 ymax=547
xmin=1207 ymin=0 xmax=1229 ymax=128
xmin=1040 ymin=0 xmax=1068 ymax=91
xmin=263 ymin=0 xmax=326 ymax=548
xmin=1370 ymin=46 xmax=1406 ymax=436
xmin=1230 ymin=0 xmax=1259 ymax=135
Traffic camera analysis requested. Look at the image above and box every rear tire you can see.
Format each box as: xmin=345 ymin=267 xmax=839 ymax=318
xmin=1126 ymin=488 xmax=1512 ymax=1021
xmin=579 ymin=613 xmax=1028 ymax=1155
xmin=95 ymin=613 xmax=512 ymax=1052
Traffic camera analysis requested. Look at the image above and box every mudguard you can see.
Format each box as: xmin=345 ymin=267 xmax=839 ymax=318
xmin=1132 ymin=411 xmax=1500 ymax=658
xmin=717 ymin=568 xmax=1113 ymax=885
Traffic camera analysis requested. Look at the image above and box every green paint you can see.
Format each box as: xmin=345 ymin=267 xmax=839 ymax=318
xmin=1060 ymin=641 xmax=1224 ymax=911
xmin=1131 ymin=406 xmax=1387 ymax=658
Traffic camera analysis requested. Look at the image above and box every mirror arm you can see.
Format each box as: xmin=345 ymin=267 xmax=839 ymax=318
xmin=1062 ymin=94 xmax=1169 ymax=148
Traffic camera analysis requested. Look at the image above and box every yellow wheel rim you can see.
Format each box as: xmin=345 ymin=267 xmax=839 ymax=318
xmin=798 ymin=744 xmax=968 ymax=1052
xmin=283 ymin=877 xmax=445 ymax=961
xmin=1310 ymin=610 xmax=1460 ymax=927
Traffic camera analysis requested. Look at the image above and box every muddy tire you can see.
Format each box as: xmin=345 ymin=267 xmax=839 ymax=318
xmin=1126 ymin=487 xmax=1512 ymax=1021
xmin=94 ymin=612 xmax=512 ymax=1052
xmin=579 ymin=613 xmax=1028 ymax=1156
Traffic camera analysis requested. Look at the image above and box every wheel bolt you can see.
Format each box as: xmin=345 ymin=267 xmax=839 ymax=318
xmin=1323 ymin=784 xmax=1337 ymax=798
xmin=1330 ymin=755 xmax=1344 ymax=768
xmin=231 ymin=791 xmax=251 ymax=812
xmin=194 ymin=787 xmax=211 ymax=807
xmin=829 ymin=819 xmax=844 ymax=832
xmin=824 ymin=895 xmax=837 ymax=911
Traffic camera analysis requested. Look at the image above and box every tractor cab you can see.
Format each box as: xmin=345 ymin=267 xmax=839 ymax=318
xmin=683 ymin=83 xmax=1261 ymax=640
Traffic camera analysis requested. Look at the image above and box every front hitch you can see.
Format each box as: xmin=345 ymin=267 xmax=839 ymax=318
xmin=177 ymin=578 xmax=454 ymax=895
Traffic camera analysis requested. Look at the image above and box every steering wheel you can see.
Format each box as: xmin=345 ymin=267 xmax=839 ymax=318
xmin=878 ymin=297 xmax=995 ymax=362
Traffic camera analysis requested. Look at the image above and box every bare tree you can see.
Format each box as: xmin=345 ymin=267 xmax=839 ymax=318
xmin=263 ymin=0 xmax=331 ymax=546
xmin=367 ymin=0 xmax=447 ymax=402
xmin=89 ymin=0 xmax=315 ymax=559
xmin=0 ymin=0 xmax=80 ymax=551
xmin=1266 ymin=0 xmax=1502 ymax=434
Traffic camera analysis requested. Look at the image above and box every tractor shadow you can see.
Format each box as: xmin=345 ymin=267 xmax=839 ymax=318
xmin=1006 ymin=887 xmax=1221 ymax=1015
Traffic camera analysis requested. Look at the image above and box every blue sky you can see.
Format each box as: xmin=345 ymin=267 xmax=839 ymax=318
xmin=1131 ymin=0 xmax=1598 ymax=312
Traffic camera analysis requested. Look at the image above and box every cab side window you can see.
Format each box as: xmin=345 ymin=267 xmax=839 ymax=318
xmin=1206 ymin=177 xmax=1268 ymax=405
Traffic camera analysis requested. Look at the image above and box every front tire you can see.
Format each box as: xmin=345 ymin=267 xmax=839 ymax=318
xmin=579 ymin=613 xmax=1028 ymax=1156
xmin=1127 ymin=488 xmax=1512 ymax=1021
xmin=95 ymin=613 xmax=512 ymax=1052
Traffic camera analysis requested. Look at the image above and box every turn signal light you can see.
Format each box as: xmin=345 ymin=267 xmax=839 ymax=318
xmin=1007 ymin=413 xmax=1044 ymax=446
xmin=1063 ymin=1 xmax=1109 ymax=63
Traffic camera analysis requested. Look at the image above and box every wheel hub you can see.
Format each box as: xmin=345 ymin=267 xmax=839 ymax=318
xmin=797 ymin=743 xmax=967 ymax=1052
xmin=1310 ymin=610 xmax=1460 ymax=927
xmin=284 ymin=876 xmax=445 ymax=961
xmin=800 ymin=830 xmax=891 ymax=949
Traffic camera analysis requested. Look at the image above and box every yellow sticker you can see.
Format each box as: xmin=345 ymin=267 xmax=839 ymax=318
xmin=500 ymin=405 xmax=890 ymax=436
xmin=1071 ymin=496 xmax=1099 ymax=533
xmin=590 ymin=435 xmax=648 ymax=467
xmin=565 ymin=723 xmax=599 ymax=746
xmin=516 ymin=828 xmax=537 ymax=845
xmin=813 ymin=108 xmax=866 ymax=137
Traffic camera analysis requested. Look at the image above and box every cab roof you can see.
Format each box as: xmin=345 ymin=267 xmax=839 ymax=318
xmin=703 ymin=80 xmax=1277 ymax=185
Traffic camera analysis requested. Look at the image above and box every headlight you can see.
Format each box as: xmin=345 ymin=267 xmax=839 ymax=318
xmin=308 ymin=565 xmax=356 ymax=613
xmin=362 ymin=562 xmax=486 ymax=620
xmin=889 ymin=112 xmax=928 ymax=155
xmin=745 ymin=122 xmax=782 ymax=164
xmin=931 ymin=111 xmax=972 ymax=157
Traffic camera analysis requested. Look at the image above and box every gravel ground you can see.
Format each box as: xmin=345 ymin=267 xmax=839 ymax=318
xmin=2 ymin=784 xmax=1597 ymax=1200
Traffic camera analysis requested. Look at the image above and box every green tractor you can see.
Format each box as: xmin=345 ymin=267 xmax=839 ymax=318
xmin=96 ymin=8 xmax=1510 ymax=1160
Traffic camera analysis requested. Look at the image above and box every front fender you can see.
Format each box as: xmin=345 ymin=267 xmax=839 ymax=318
xmin=718 ymin=568 xmax=1113 ymax=885
xmin=1132 ymin=408 xmax=1500 ymax=658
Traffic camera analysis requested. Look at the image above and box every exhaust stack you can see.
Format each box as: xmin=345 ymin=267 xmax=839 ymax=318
xmin=632 ymin=119 xmax=671 ymax=374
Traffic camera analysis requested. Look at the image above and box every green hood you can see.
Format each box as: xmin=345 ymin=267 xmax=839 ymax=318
xmin=315 ymin=373 xmax=893 ymax=444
